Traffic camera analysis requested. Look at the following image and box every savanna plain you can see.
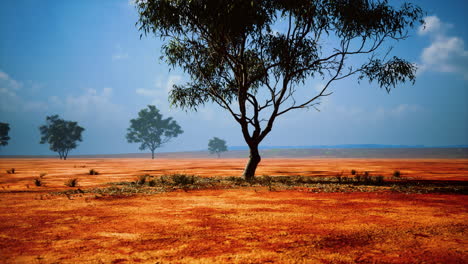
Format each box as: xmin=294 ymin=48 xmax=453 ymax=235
xmin=0 ymin=158 xmax=466 ymax=263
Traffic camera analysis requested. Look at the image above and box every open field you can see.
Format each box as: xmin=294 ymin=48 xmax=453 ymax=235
xmin=0 ymin=158 xmax=467 ymax=263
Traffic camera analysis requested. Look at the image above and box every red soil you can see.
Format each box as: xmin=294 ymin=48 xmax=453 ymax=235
xmin=0 ymin=158 xmax=466 ymax=263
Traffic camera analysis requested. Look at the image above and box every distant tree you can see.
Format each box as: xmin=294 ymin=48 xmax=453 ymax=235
xmin=0 ymin=122 xmax=10 ymax=147
xmin=39 ymin=115 xmax=85 ymax=160
xmin=136 ymin=0 xmax=423 ymax=180
xmin=126 ymin=105 xmax=183 ymax=159
xmin=208 ymin=137 xmax=228 ymax=158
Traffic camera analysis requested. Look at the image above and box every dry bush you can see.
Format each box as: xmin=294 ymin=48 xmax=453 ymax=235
xmin=65 ymin=178 xmax=78 ymax=187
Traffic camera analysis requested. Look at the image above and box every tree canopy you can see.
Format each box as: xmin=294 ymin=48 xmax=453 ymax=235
xmin=39 ymin=115 xmax=85 ymax=160
xmin=126 ymin=105 xmax=183 ymax=159
xmin=208 ymin=137 xmax=228 ymax=158
xmin=0 ymin=122 xmax=10 ymax=147
xmin=136 ymin=0 xmax=423 ymax=179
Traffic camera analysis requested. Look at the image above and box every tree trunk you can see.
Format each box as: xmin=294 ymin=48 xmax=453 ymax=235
xmin=151 ymin=150 xmax=155 ymax=159
xmin=217 ymin=153 xmax=220 ymax=158
xmin=243 ymin=144 xmax=261 ymax=181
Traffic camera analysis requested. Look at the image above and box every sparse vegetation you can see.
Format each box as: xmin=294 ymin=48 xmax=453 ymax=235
xmin=40 ymin=164 xmax=465 ymax=198
xmin=65 ymin=178 xmax=78 ymax=187
xmin=89 ymin=169 xmax=99 ymax=175
xmin=172 ymin=174 xmax=196 ymax=186
xmin=354 ymin=174 xmax=362 ymax=182
xmin=148 ymin=178 xmax=157 ymax=187
xmin=6 ymin=168 xmax=15 ymax=174
xmin=39 ymin=173 xmax=47 ymax=178
xmin=393 ymin=170 xmax=401 ymax=178
xmin=136 ymin=175 xmax=149 ymax=185
xmin=34 ymin=178 xmax=42 ymax=186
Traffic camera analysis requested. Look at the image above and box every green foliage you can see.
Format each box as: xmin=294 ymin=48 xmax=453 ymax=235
xmin=39 ymin=115 xmax=84 ymax=160
xmin=126 ymin=105 xmax=183 ymax=159
xmin=0 ymin=122 xmax=10 ymax=147
xmin=136 ymin=0 xmax=423 ymax=179
xmin=208 ymin=137 xmax=228 ymax=157
xmin=65 ymin=178 xmax=79 ymax=187
xmin=89 ymin=169 xmax=99 ymax=175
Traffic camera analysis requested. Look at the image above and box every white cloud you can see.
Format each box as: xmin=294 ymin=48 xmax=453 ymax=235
xmin=317 ymin=100 xmax=423 ymax=122
xmin=0 ymin=71 xmax=9 ymax=80
xmin=418 ymin=16 xmax=443 ymax=36
xmin=313 ymin=82 xmax=324 ymax=93
xmin=23 ymin=101 xmax=49 ymax=112
xmin=0 ymin=87 xmax=16 ymax=98
xmin=165 ymin=75 xmax=183 ymax=92
xmin=112 ymin=44 xmax=129 ymax=61
xmin=374 ymin=104 xmax=423 ymax=120
xmin=0 ymin=70 xmax=22 ymax=112
xmin=135 ymin=74 xmax=228 ymax=121
xmin=135 ymin=88 xmax=158 ymax=97
xmin=418 ymin=16 xmax=468 ymax=79
xmin=135 ymin=74 xmax=184 ymax=109
xmin=0 ymin=69 xmax=22 ymax=91
xmin=62 ymin=87 xmax=124 ymax=122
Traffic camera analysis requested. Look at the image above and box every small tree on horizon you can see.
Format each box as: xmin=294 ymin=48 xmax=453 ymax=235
xmin=0 ymin=122 xmax=11 ymax=148
xmin=126 ymin=105 xmax=183 ymax=159
xmin=208 ymin=137 xmax=228 ymax=158
xmin=39 ymin=115 xmax=85 ymax=160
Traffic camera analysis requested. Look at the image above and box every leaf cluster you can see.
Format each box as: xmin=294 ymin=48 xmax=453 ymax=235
xmin=208 ymin=137 xmax=228 ymax=155
xmin=126 ymin=105 xmax=183 ymax=152
xmin=39 ymin=115 xmax=84 ymax=159
xmin=0 ymin=122 xmax=10 ymax=147
xmin=137 ymin=0 xmax=423 ymax=111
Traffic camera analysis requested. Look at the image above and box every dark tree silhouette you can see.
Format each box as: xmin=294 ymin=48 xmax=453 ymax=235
xmin=208 ymin=137 xmax=228 ymax=158
xmin=126 ymin=105 xmax=183 ymax=159
xmin=136 ymin=0 xmax=423 ymax=180
xmin=39 ymin=115 xmax=85 ymax=160
xmin=0 ymin=122 xmax=10 ymax=147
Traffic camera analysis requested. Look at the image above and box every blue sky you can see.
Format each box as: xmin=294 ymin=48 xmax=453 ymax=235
xmin=0 ymin=0 xmax=467 ymax=155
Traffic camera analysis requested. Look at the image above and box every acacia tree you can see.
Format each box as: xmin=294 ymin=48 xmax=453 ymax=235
xmin=126 ymin=105 xmax=183 ymax=159
xmin=208 ymin=137 xmax=228 ymax=158
xmin=136 ymin=0 xmax=423 ymax=180
xmin=0 ymin=122 xmax=10 ymax=147
xmin=39 ymin=115 xmax=85 ymax=160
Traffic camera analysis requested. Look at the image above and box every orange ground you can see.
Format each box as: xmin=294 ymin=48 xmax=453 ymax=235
xmin=0 ymin=158 xmax=467 ymax=263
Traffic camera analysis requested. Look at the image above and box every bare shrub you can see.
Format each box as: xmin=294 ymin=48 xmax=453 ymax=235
xmin=34 ymin=178 xmax=42 ymax=186
xmin=65 ymin=178 xmax=79 ymax=187
xmin=136 ymin=175 xmax=148 ymax=185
